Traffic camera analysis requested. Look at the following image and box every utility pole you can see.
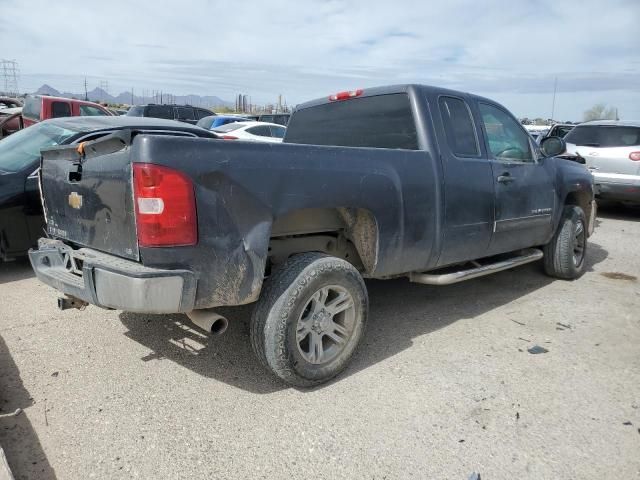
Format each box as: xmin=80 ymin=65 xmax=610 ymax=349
xmin=84 ymin=78 xmax=88 ymax=101
xmin=131 ymin=87 xmax=134 ymax=105
xmin=550 ymin=76 xmax=557 ymax=121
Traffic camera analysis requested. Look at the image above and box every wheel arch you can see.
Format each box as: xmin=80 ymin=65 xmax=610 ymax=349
xmin=563 ymin=189 xmax=595 ymax=235
xmin=269 ymin=207 xmax=379 ymax=275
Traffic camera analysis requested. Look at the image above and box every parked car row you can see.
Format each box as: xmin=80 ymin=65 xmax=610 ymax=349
xmin=210 ymin=121 xmax=286 ymax=143
xmin=0 ymin=96 xmax=289 ymax=259
xmin=563 ymin=120 xmax=640 ymax=203
xmin=126 ymin=104 xmax=213 ymax=125
xmin=1 ymin=95 xmax=113 ymax=139
xmin=0 ymin=97 xmax=23 ymax=139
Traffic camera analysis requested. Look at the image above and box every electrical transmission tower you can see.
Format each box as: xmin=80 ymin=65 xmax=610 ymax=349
xmin=1 ymin=59 xmax=19 ymax=96
xmin=100 ymin=80 xmax=109 ymax=102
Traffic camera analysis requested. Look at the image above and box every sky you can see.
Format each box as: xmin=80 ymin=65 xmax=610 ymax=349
xmin=1 ymin=0 xmax=639 ymax=120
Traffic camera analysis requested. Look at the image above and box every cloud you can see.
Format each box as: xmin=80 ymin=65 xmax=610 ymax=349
xmin=2 ymin=0 xmax=639 ymax=119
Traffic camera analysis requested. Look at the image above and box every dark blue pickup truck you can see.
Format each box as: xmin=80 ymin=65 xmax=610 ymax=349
xmin=29 ymin=84 xmax=596 ymax=386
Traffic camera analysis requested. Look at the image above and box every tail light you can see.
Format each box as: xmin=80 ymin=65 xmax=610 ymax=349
xmin=221 ymin=135 xmax=238 ymax=140
xmin=629 ymin=152 xmax=640 ymax=161
xmin=133 ymin=163 xmax=197 ymax=247
xmin=329 ymin=89 xmax=363 ymax=101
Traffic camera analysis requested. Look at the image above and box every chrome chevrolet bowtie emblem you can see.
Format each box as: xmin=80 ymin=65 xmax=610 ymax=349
xmin=68 ymin=192 xmax=83 ymax=209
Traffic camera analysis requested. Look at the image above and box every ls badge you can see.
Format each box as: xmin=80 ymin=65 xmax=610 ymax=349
xmin=68 ymin=192 xmax=83 ymax=209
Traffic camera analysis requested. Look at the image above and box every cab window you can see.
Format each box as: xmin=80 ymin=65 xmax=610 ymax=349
xmin=479 ymin=103 xmax=533 ymax=162
xmin=51 ymin=101 xmax=71 ymax=118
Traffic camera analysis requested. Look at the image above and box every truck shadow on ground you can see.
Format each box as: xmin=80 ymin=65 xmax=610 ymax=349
xmin=0 ymin=335 xmax=57 ymax=479
xmin=119 ymin=242 xmax=608 ymax=394
xmin=0 ymin=258 xmax=34 ymax=286
xmin=595 ymin=201 xmax=640 ymax=223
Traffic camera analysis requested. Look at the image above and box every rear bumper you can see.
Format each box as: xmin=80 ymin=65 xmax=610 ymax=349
xmin=594 ymin=182 xmax=640 ymax=203
xmin=593 ymin=172 xmax=640 ymax=203
xmin=29 ymin=238 xmax=196 ymax=313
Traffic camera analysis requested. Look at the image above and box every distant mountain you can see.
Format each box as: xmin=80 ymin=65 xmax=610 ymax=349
xmin=35 ymin=84 xmax=60 ymax=96
xmin=32 ymin=84 xmax=232 ymax=108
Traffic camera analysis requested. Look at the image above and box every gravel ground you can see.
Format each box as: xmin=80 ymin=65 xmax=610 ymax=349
xmin=1 ymin=204 xmax=639 ymax=480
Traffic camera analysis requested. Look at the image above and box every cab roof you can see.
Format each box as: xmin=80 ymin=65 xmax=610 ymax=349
xmin=294 ymin=84 xmax=495 ymax=111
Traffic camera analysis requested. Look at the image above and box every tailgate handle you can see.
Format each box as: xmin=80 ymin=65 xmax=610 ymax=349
xmin=68 ymin=162 xmax=82 ymax=182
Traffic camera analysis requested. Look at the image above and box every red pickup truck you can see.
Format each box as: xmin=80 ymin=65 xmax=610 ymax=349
xmin=21 ymin=95 xmax=111 ymax=127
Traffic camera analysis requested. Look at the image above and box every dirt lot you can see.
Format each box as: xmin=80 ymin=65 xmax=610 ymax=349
xmin=1 ymin=204 xmax=639 ymax=480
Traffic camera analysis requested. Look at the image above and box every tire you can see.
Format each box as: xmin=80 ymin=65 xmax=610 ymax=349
xmin=250 ymin=252 xmax=368 ymax=387
xmin=543 ymin=205 xmax=588 ymax=280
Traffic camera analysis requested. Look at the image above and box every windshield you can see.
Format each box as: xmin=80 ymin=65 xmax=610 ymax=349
xmin=0 ymin=122 xmax=79 ymax=173
xmin=126 ymin=106 xmax=145 ymax=117
xmin=196 ymin=116 xmax=215 ymax=129
xmin=212 ymin=117 xmax=249 ymax=128
xmin=212 ymin=123 xmax=246 ymax=133
xmin=564 ymin=125 xmax=640 ymax=148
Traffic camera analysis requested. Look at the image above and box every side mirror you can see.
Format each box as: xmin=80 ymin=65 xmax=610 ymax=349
xmin=540 ymin=136 xmax=566 ymax=157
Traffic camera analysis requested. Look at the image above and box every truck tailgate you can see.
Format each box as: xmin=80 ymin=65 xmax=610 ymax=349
xmin=40 ymin=132 xmax=139 ymax=260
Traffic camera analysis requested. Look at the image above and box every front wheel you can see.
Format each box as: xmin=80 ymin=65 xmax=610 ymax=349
xmin=250 ymin=253 xmax=368 ymax=387
xmin=543 ymin=205 xmax=588 ymax=280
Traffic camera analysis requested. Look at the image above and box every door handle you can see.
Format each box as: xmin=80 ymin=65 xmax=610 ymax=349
xmin=497 ymin=173 xmax=514 ymax=184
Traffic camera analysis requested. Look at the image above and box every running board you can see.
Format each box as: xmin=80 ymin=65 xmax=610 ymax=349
xmin=409 ymin=248 xmax=544 ymax=286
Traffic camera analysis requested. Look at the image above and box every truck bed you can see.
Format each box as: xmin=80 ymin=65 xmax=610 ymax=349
xmin=40 ymin=132 xmax=442 ymax=308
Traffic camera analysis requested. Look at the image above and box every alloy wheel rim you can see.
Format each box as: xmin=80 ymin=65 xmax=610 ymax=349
xmin=573 ymin=220 xmax=586 ymax=267
xmin=295 ymin=285 xmax=356 ymax=365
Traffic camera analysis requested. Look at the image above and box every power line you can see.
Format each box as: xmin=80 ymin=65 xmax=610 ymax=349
xmin=100 ymin=80 xmax=109 ymax=101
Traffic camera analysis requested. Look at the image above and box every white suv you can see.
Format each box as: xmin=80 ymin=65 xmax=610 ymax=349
xmin=564 ymin=120 xmax=640 ymax=204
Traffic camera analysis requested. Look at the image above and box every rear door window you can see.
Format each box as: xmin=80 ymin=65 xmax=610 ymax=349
xmin=195 ymin=108 xmax=212 ymax=120
xmin=564 ymin=125 xmax=640 ymax=147
xmin=51 ymin=101 xmax=72 ymax=118
xmin=176 ymin=107 xmax=195 ymax=121
xmin=146 ymin=105 xmax=174 ymax=119
xmin=247 ymin=126 xmax=271 ymax=137
xmin=285 ymin=93 xmax=418 ymax=150
xmin=438 ymin=96 xmax=480 ymax=157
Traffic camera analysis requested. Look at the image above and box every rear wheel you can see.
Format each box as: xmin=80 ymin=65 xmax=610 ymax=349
xmin=543 ymin=205 xmax=587 ymax=279
xmin=250 ymin=253 xmax=368 ymax=387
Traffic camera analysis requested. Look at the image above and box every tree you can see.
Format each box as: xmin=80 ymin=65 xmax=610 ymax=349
xmin=583 ymin=103 xmax=618 ymax=122
xmin=212 ymin=105 xmax=235 ymax=114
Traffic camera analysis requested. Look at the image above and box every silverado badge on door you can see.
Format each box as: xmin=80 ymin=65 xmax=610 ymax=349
xmin=68 ymin=192 xmax=83 ymax=209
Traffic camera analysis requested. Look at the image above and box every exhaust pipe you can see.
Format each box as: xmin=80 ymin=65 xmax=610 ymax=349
xmin=57 ymin=296 xmax=88 ymax=311
xmin=186 ymin=309 xmax=229 ymax=336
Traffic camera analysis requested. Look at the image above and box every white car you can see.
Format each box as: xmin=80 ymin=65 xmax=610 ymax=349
xmin=212 ymin=121 xmax=286 ymax=143
xmin=564 ymin=120 xmax=640 ymax=204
